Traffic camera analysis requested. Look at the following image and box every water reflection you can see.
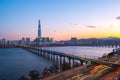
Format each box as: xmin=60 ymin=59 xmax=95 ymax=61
xmin=0 ymin=48 xmax=52 ymax=80
xmin=42 ymin=46 xmax=114 ymax=59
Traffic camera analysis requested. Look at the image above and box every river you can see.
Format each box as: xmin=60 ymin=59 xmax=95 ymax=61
xmin=0 ymin=48 xmax=53 ymax=80
xmin=0 ymin=46 xmax=114 ymax=80
xmin=42 ymin=46 xmax=114 ymax=59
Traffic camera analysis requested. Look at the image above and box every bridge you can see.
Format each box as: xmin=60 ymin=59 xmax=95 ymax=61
xmin=23 ymin=46 xmax=90 ymax=69
xmin=22 ymin=46 xmax=120 ymax=69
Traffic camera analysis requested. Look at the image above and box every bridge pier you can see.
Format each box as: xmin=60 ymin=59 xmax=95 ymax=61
xmin=38 ymin=50 xmax=40 ymax=55
xmin=50 ymin=53 xmax=52 ymax=61
xmin=59 ymin=56 xmax=62 ymax=70
xmin=80 ymin=60 xmax=83 ymax=65
xmin=43 ymin=51 xmax=45 ymax=58
xmin=68 ymin=58 xmax=71 ymax=69
xmin=49 ymin=53 xmax=51 ymax=60
xmin=56 ymin=55 xmax=59 ymax=64
xmin=53 ymin=54 xmax=55 ymax=62
xmin=72 ymin=59 xmax=75 ymax=68
xmin=41 ymin=51 xmax=43 ymax=57
xmin=46 ymin=52 xmax=49 ymax=60
xmin=63 ymin=57 xmax=65 ymax=64
xmin=40 ymin=50 xmax=42 ymax=56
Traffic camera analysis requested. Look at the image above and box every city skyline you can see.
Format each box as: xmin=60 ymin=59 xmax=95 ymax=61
xmin=0 ymin=0 xmax=120 ymax=40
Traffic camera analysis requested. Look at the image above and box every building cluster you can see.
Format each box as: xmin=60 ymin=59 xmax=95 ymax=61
xmin=34 ymin=37 xmax=54 ymax=44
xmin=61 ymin=37 xmax=120 ymax=47
xmin=19 ymin=37 xmax=31 ymax=45
xmin=0 ymin=19 xmax=54 ymax=47
xmin=0 ymin=38 xmax=17 ymax=47
xmin=0 ymin=37 xmax=54 ymax=47
xmin=0 ymin=37 xmax=31 ymax=47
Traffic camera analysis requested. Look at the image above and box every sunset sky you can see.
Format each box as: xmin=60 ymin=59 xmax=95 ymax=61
xmin=0 ymin=0 xmax=120 ymax=40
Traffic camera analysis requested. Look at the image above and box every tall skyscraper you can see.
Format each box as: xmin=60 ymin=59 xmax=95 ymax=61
xmin=38 ymin=19 xmax=41 ymax=38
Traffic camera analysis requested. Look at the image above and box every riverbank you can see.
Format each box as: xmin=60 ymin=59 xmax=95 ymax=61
xmin=0 ymin=45 xmax=20 ymax=48
xmin=42 ymin=65 xmax=96 ymax=80
xmin=41 ymin=48 xmax=120 ymax=80
xmin=42 ymin=64 xmax=120 ymax=80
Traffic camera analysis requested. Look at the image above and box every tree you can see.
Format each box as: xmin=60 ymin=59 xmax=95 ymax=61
xmin=19 ymin=75 xmax=30 ymax=80
xmin=29 ymin=70 xmax=39 ymax=80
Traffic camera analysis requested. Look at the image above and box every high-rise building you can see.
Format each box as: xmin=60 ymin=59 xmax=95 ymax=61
xmin=22 ymin=37 xmax=25 ymax=42
xmin=38 ymin=19 xmax=41 ymax=38
xmin=2 ymin=38 xmax=6 ymax=46
xmin=34 ymin=20 xmax=54 ymax=44
xmin=26 ymin=38 xmax=30 ymax=44
xmin=22 ymin=37 xmax=25 ymax=44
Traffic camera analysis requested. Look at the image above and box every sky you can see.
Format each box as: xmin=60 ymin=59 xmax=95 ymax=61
xmin=0 ymin=0 xmax=120 ymax=41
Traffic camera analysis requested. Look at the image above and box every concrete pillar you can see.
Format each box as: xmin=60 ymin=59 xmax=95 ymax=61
xmin=44 ymin=52 xmax=47 ymax=58
xmin=56 ymin=55 xmax=58 ymax=63
xmin=60 ymin=56 xmax=62 ymax=69
xmin=46 ymin=52 xmax=48 ymax=59
xmin=43 ymin=51 xmax=44 ymax=57
xmin=53 ymin=54 xmax=55 ymax=62
xmin=40 ymin=50 xmax=42 ymax=56
xmin=43 ymin=51 xmax=45 ymax=57
xmin=68 ymin=58 xmax=71 ymax=68
xmin=40 ymin=50 xmax=41 ymax=56
xmin=38 ymin=50 xmax=39 ymax=55
xmin=51 ymin=53 xmax=52 ymax=61
xmin=72 ymin=59 xmax=74 ymax=68
xmin=49 ymin=53 xmax=51 ymax=60
xmin=63 ymin=57 xmax=65 ymax=64
xmin=80 ymin=60 xmax=83 ymax=65
xmin=47 ymin=53 xmax=50 ymax=60
xmin=63 ymin=57 xmax=66 ymax=69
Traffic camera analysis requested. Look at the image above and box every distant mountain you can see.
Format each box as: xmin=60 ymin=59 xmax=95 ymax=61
xmin=58 ymin=36 xmax=120 ymax=42
xmin=99 ymin=37 xmax=119 ymax=40
xmin=78 ymin=37 xmax=119 ymax=40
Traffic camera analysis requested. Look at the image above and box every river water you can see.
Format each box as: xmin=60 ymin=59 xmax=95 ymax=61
xmin=42 ymin=46 xmax=114 ymax=59
xmin=0 ymin=46 xmax=114 ymax=80
xmin=0 ymin=48 xmax=53 ymax=80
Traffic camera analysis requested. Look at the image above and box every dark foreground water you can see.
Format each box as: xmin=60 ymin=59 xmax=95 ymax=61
xmin=0 ymin=48 xmax=53 ymax=80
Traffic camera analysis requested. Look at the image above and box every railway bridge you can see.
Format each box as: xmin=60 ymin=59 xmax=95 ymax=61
xmin=22 ymin=46 xmax=120 ymax=69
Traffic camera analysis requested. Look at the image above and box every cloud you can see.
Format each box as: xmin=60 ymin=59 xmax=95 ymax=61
xmin=116 ymin=16 xmax=120 ymax=20
xmin=74 ymin=24 xmax=78 ymax=26
xmin=110 ymin=25 xmax=114 ymax=27
xmin=87 ymin=26 xmax=96 ymax=28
